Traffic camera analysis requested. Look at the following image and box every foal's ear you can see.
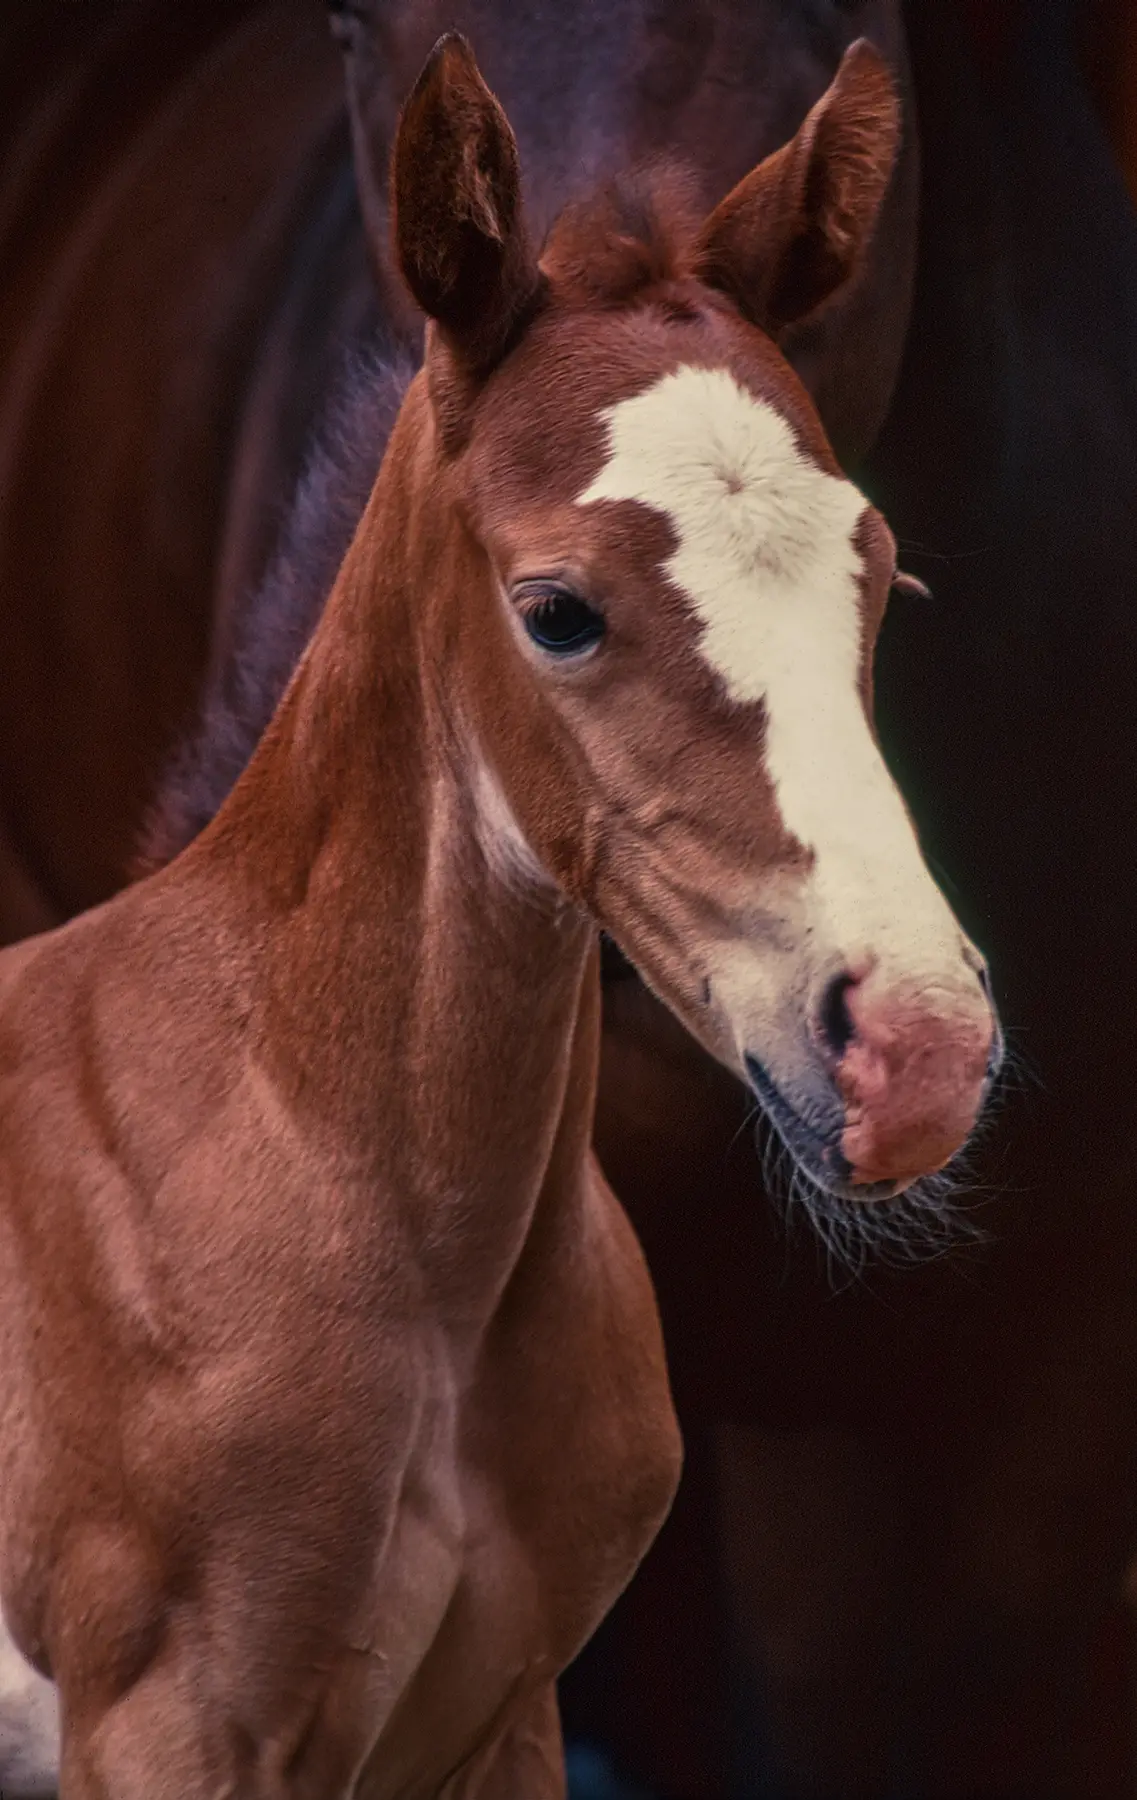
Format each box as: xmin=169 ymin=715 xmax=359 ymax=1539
xmin=391 ymin=34 xmax=541 ymax=375
xmin=693 ymin=39 xmax=899 ymax=338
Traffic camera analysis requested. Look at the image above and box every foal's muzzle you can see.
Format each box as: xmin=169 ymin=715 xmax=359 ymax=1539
xmin=744 ymin=1053 xmax=901 ymax=1201
xmin=747 ymin=959 xmax=1000 ymax=1200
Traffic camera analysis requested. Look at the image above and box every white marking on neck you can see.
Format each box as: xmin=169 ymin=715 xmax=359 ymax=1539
xmin=468 ymin=755 xmax=554 ymax=895
xmin=577 ymin=365 xmax=963 ymax=962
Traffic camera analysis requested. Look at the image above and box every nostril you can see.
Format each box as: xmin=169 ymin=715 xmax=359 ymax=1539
xmin=817 ymin=970 xmax=858 ymax=1062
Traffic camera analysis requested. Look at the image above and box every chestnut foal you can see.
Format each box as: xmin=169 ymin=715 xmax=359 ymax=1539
xmin=0 ymin=37 xmax=997 ymax=1799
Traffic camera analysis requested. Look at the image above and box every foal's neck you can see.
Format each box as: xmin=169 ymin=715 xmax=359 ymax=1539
xmin=199 ymin=384 xmax=598 ymax=1272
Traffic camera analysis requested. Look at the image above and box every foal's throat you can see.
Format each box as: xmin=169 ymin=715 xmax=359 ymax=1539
xmin=201 ymin=389 xmax=598 ymax=1228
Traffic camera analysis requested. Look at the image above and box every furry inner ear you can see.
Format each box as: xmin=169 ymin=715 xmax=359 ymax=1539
xmin=391 ymin=33 xmax=542 ymax=376
xmin=692 ymin=38 xmax=900 ymax=338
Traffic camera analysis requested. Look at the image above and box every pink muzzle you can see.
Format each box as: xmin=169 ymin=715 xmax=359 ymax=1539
xmin=833 ymin=966 xmax=997 ymax=1189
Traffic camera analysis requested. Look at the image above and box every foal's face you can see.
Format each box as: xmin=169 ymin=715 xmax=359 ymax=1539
xmin=392 ymin=33 xmax=999 ymax=1200
xmin=459 ymin=309 xmax=997 ymax=1200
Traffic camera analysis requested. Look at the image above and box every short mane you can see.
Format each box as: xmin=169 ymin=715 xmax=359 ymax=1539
xmin=540 ymin=161 xmax=704 ymax=309
xmin=138 ymin=342 xmax=413 ymax=871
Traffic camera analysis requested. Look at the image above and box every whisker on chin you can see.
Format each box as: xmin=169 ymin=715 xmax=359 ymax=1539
xmin=990 ymin=1029 xmax=1044 ymax=1098
xmin=751 ymin=1091 xmax=1009 ymax=1285
xmin=724 ymin=1096 xmax=763 ymax=1162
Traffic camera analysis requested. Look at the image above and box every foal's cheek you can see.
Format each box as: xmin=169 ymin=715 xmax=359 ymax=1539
xmin=514 ymin=779 xmax=595 ymax=902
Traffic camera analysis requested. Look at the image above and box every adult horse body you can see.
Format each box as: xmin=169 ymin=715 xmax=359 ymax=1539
xmin=0 ymin=0 xmax=375 ymax=940
xmin=0 ymin=38 xmax=996 ymax=1797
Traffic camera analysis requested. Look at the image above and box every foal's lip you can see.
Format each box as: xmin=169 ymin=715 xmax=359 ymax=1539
xmin=743 ymin=1054 xmax=901 ymax=1202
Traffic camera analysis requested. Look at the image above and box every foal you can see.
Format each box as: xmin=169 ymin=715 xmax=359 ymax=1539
xmin=0 ymin=36 xmax=996 ymax=1798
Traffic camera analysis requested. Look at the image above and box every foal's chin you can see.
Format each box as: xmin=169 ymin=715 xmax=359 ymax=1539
xmin=713 ymin=946 xmax=997 ymax=1206
xmin=742 ymin=1053 xmax=911 ymax=1204
xmin=600 ymin=951 xmax=992 ymax=1207
xmin=737 ymin=1052 xmax=1000 ymax=1277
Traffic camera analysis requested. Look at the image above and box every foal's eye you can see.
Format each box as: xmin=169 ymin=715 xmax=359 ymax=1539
xmin=516 ymin=584 xmax=606 ymax=656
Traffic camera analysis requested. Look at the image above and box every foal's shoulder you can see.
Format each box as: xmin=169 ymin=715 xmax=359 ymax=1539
xmin=0 ymin=874 xmax=210 ymax=1128
xmin=0 ymin=900 xmax=129 ymax=1181
xmin=0 ymin=907 xmax=98 ymax=1058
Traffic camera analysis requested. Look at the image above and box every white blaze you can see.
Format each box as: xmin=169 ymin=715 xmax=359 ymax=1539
xmin=576 ymin=365 xmax=962 ymax=958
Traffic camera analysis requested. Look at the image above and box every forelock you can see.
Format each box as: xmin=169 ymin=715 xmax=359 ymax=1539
xmin=539 ymin=161 xmax=706 ymax=311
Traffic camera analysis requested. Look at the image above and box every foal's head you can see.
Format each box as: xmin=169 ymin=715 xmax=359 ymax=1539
xmin=386 ymin=34 xmax=1000 ymax=1202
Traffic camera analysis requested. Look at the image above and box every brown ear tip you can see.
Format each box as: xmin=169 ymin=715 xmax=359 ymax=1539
xmin=841 ymin=37 xmax=891 ymax=79
xmin=425 ymin=29 xmax=475 ymax=64
xmin=396 ymin=31 xmax=495 ymax=171
xmin=407 ymin=30 xmax=480 ymax=103
xmin=839 ymin=37 xmax=899 ymax=107
xmin=831 ymin=35 xmax=901 ymax=167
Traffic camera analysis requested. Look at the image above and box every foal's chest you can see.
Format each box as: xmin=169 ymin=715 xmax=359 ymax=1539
xmin=353 ymin=1169 xmax=681 ymax=1790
